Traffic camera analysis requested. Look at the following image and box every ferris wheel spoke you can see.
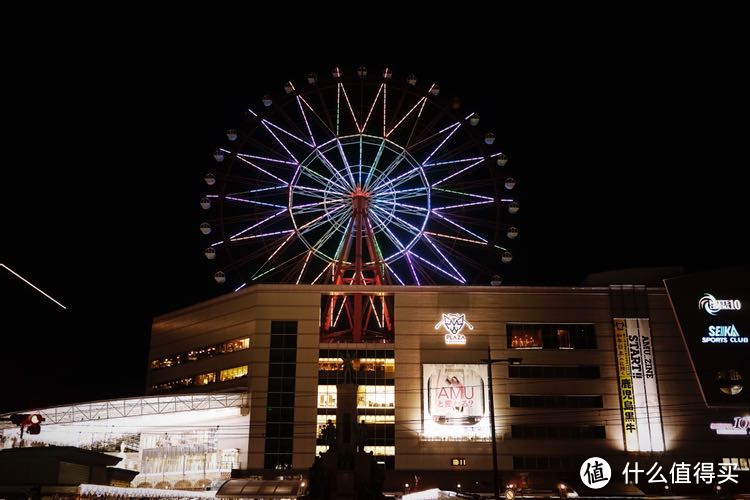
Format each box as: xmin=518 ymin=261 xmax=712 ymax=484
xmin=384 ymin=261 xmax=405 ymax=285
xmin=360 ymin=83 xmax=384 ymax=134
xmin=334 ymin=140 xmax=357 ymax=188
xmin=430 ymin=211 xmax=488 ymax=243
xmin=422 ymin=233 xmax=466 ymax=283
xmin=368 ymin=210 xmax=407 ymax=251
xmin=249 ymin=231 xmax=298 ymax=280
xmin=432 ymin=200 xmax=494 ymax=211
xmin=314 ymin=149 xmax=355 ymax=191
xmin=386 ymin=97 xmax=426 ymax=138
xmin=261 ymin=122 xmax=299 ymax=164
xmin=237 ymin=153 xmax=297 ymax=166
xmin=338 ymin=83 xmax=361 ymax=132
xmin=409 ymin=250 xmax=463 ymax=283
xmin=295 ymin=250 xmax=313 ymax=285
xmin=228 ymin=208 xmax=288 ymax=240
xmin=296 ymin=97 xmax=317 ymax=146
xmin=298 ymin=204 xmax=349 ymax=235
xmin=423 ymin=231 xmax=487 ymax=246
xmin=225 ymin=185 xmax=288 ymax=196
xmin=224 ymin=196 xmax=287 ymax=209
xmin=230 ymin=229 xmax=295 ymax=243
xmin=298 ymin=95 xmax=337 ymax=142
xmin=432 ymin=188 xmax=494 ymax=202
xmin=362 ymin=138 xmax=386 ymax=190
xmin=291 ymin=199 xmax=348 ymax=215
xmin=423 ymin=156 xmax=484 ymax=168
xmin=262 ymin=119 xmax=314 ymax=148
xmin=252 ymin=246 xmax=310 ymax=282
xmin=300 ymin=163 xmax=350 ymax=194
xmin=237 ymin=156 xmax=291 ymax=185
xmin=404 ymin=252 xmax=420 ymax=285
xmin=421 ymin=123 xmax=461 ymax=165
xmin=368 ymin=152 xmax=410 ymax=192
xmin=431 ymin=159 xmax=485 ymax=187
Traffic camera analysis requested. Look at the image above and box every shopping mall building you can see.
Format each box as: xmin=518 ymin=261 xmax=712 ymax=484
xmin=3 ymin=268 xmax=748 ymax=496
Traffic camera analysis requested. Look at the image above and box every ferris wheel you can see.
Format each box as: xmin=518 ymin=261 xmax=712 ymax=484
xmin=200 ymin=66 xmax=519 ymax=293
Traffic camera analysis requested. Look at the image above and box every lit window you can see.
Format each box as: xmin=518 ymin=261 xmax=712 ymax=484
xmin=195 ymin=372 xmax=216 ymax=385
xmin=318 ymin=385 xmax=337 ymax=408
xmin=357 ymin=386 xmax=395 ymax=408
xmin=510 ymin=326 xmax=543 ymax=348
xmin=363 ymin=446 xmax=395 ymax=456
xmin=556 ymin=328 xmax=571 ymax=349
xmin=219 ymin=365 xmax=248 ymax=382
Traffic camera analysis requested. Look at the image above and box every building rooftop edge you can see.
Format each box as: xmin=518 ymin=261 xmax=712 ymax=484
xmin=153 ymin=283 xmax=667 ymax=322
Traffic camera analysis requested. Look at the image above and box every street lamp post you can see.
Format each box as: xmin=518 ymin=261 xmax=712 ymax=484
xmin=481 ymin=347 xmax=521 ymax=500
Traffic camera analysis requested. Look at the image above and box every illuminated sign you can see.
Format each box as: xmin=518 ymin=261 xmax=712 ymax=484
xmin=422 ymin=364 xmax=489 ymax=440
xmin=699 ymin=293 xmax=742 ymax=315
xmin=665 ymin=268 xmax=750 ymax=407
xmin=702 ymin=324 xmax=749 ymax=344
xmin=613 ymin=318 xmax=665 ymax=452
xmin=710 ymin=416 xmax=750 ymax=436
xmin=451 ymin=458 xmax=467 ymax=466
xmin=435 ymin=313 xmax=473 ymax=345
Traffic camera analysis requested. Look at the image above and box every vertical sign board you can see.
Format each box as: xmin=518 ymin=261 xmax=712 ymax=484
xmin=664 ymin=267 xmax=750 ymax=407
xmin=614 ymin=319 xmax=639 ymax=451
xmin=614 ymin=318 xmax=665 ymax=452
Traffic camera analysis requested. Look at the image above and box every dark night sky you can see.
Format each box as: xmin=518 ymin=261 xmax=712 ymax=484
xmin=1 ymin=35 xmax=746 ymax=413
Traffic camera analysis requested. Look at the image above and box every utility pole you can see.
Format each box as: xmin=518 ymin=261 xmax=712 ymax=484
xmin=481 ymin=347 xmax=521 ymax=500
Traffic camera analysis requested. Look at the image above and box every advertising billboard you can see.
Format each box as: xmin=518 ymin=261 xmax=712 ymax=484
xmin=664 ymin=267 xmax=750 ymax=407
xmin=422 ymin=364 xmax=490 ymax=440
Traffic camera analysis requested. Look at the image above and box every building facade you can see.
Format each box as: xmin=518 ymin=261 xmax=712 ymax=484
xmin=145 ymin=282 xmax=750 ymax=492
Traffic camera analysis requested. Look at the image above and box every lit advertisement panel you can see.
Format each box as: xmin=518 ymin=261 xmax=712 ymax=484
xmin=422 ymin=364 xmax=490 ymax=440
xmin=664 ymin=267 xmax=750 ymax=407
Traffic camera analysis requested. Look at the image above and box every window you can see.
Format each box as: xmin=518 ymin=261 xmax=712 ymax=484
xmin=507 ymin=324 xmax=597 ymax=349
xmin=219 ymin=365 xmax=249 ymax=382
xmin=509 ymin=365 xmax=600 ymax=379
xmin=510 ymin=395 xmax=603 ymax=408
xmin=722 ymin=458 xmax=750 ymax=471
xmin=151 ymin=365 xmax=249 ymax=393
xmin=318 ymin=385 xmax=338 ymax=408
xmin=509 ymin=326 xmax=543 ymax=348
xmin=150 ymin=337 xmax=250 ymax=370
xmin=265 ymin=321 xmax=297 ymax=470
xmin=357 ymin=386 xmax=395 ymax=408
xmin=195 ymin=372 xmax=216 ymax=385
xmin=511 ymin=425 xmax=605 ymax=439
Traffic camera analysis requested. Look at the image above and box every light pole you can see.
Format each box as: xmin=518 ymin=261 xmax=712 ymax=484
xmin=481 ymin=347 xmax=521 ymax=500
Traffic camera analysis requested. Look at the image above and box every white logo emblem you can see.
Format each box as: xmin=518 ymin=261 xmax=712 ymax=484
xmin=580 ymin=457 xmax=611 ymax=489
xmin=699 ymin=293 xmax=742 ymax=316
xmin=435 ymin=313 xmax=473 ymax=345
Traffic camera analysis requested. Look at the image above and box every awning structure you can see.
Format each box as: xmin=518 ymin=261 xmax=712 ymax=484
xmin=216 ymin=479 xmax=307 ymax=499
xmin=79 ymin=484 xmax=216 ymax=498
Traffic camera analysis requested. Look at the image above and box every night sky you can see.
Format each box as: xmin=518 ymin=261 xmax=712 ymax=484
xmin=1 ymin=41 xmax=745 ymax=414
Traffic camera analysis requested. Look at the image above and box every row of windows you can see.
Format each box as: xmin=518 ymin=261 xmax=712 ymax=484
xmin=319 ymin=349 xmax=395 ymax=359
xmin=265 ymin=321 xmax=297 ymax=470
xmin=513 ymin=456 xmax=583 ymax=470
xmin=508 ymin=365 xmax=600 ymax=379
xmin=511 ymin=425 xmax=606 ymax=439
xmin=150 ymin=338 xmax=249 ymax=370
xmin=315 ymin=415 xmax=395 ymax=436
xmin=319 ymin=358 xmax=395 ymax=374
xmin=151 ymin=365 xmax=248 ymax=392
xmin=316 ymin=445 xmax=395 ymax=456
xmin=722 ymin=458 xmax=750 ymax=471
xmin=318 ymin=385 xmax=395 ymax=409
xmin=509 ymin=395 xmax=603 ymax=408
xmin=507 ymin=324 xmax=597 ymax=349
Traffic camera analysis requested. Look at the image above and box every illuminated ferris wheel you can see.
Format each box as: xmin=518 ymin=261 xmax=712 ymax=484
xmin=200 ymin=66 xmax=519 ymax=293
